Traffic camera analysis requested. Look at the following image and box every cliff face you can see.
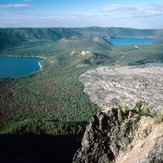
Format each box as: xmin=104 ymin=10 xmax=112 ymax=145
xmin=73 ymin=108 xmax=163 ymax=163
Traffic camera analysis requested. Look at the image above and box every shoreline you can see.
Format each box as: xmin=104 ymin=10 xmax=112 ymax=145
xmin=38 ymin=60 xmax=43 ymax=70
xmin=4 ymin=54 xmax=47 ymax=59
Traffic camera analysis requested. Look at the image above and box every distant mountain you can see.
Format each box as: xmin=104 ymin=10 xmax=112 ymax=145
xmin=0 ymin=28 xmax=81 ymax=51
xmin=73 ymin=27 xmax=163 ymax=38
xmin=1 ymin=27 xmax=163 ymax=52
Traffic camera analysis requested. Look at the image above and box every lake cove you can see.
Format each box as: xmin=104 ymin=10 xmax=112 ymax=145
xmin=0 ymin=55 xmax=45 ymax=78
xmin=108 ymin=37 xmax=163 ymax=45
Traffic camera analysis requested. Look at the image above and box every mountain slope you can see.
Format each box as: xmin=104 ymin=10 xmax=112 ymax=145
xmin=0 ymin=28 xmax=81 ymax=51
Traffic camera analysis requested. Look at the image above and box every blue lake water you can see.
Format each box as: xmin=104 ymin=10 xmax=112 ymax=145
xmin=0 ymin=55 xmax=44 ymax=78
xmin=108 ymin=38 xmax=163 ymax=45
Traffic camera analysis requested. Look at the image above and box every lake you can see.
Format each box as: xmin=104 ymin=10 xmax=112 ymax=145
xmin=108 ymin=37 xmax=163 ymax=45
xmin=0 ymin=55 xmax=44 ymax=78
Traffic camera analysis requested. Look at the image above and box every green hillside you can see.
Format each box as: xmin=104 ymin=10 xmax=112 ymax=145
xmin=0 ymin=28 xmax=81 ymax=51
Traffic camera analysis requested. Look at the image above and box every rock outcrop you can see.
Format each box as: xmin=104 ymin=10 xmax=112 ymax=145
xmin=73 ymin=108 xmax=163 ymax=163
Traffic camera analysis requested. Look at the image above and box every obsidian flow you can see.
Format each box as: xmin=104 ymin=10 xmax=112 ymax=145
xmin=0 ymin=134 xmax=81 ymax=163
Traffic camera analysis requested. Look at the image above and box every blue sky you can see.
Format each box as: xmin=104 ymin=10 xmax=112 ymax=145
xmin=0 ymin=0 xmax=163 ymax=28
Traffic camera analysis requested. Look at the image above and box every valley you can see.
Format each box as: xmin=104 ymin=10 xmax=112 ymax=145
xmin=0 ymin=27 xmax=163 ymax=134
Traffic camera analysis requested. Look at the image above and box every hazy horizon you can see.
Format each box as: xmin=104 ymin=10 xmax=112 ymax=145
xmin=0 ymin=0 xmax=163 ymax=29
xmin=0 ymin=26 xmax=163 ymax=30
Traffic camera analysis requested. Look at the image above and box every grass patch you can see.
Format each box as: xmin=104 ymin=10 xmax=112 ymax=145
xmin=132 ymin=101 xmax=150 ymax=116
xmin=154 ymin=107 xmax=163 ymax=123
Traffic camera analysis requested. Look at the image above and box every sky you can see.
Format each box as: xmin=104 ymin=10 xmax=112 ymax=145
xmin=0 ymin=0 xmax=163 ymax=28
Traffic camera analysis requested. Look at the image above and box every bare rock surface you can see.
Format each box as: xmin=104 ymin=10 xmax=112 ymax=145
xmin=79 ymin=64 xmax=163 ymax=114
xmin=115 ymin=116 xmax=163 ymax=163
xmin=73 ymin=109 xmax=163 ymax=163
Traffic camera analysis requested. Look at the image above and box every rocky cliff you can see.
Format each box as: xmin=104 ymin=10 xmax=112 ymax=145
xmin=73 ymin=108 xmax=163 ymax=163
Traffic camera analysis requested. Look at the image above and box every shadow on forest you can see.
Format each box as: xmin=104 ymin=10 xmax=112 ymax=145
xmin=0 ymin=134 xmax=81 ymax=163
